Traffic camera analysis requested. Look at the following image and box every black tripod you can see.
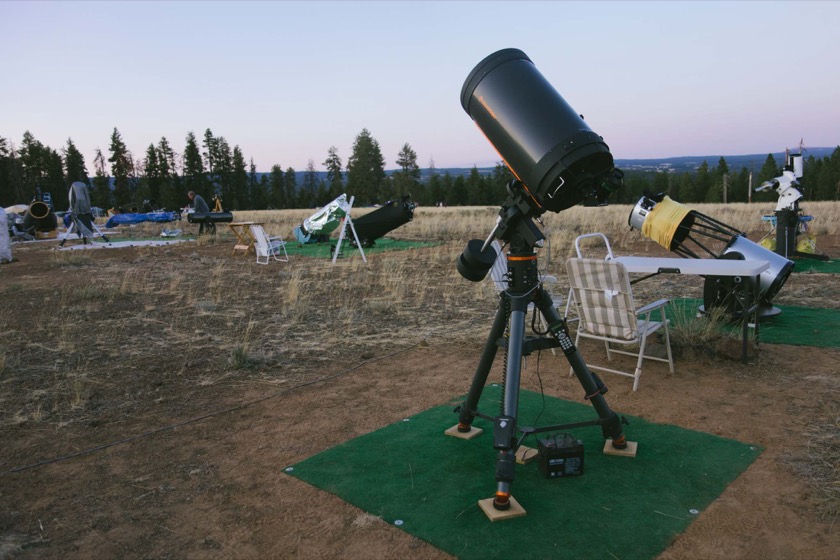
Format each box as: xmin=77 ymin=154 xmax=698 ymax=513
xmin=454 ymin=209 xmax=629 ymax=513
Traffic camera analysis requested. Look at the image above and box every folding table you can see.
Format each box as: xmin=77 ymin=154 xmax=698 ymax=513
xmin=612 ymin=256 xmax=770 ymax=362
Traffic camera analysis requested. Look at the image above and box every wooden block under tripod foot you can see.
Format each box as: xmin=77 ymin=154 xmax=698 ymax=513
xmin=515 ymin=445 xmax=538 ymax=465
xmin=445 ymin=424 xmax=483 ymax=440
xmin=478 ymin=496 xmax=526 ymax=521
xmin=603 ymin=439 xmax=638 ymax=457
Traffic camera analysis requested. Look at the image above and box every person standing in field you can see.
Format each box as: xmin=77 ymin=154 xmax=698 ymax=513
xmin=187 ymin=191 xmax=215 ymax=235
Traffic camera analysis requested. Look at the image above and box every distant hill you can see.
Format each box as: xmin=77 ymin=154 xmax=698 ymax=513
xmin=612 ymin=147 xmax=837 ymax=173
xmin=280 ymin=147 xmax=838 ymax=183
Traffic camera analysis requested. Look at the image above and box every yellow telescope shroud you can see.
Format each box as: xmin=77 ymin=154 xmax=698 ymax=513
xmin=641 ymin=196 xmax=692 ymax=250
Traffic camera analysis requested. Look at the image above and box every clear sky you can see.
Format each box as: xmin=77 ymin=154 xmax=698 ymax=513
xmin=2 ymin=0 xmax=838 ymax=172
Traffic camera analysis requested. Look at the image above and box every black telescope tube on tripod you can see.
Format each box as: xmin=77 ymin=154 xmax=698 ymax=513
xmin=461 ymin=48 xmax=615 ymax=213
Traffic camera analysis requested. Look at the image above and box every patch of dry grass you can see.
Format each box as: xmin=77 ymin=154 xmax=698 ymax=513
xmin=782 ymin=398 xmax=840 ymax=524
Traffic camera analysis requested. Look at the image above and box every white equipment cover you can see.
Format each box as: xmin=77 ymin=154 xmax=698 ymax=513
xmin=0 ymin=211 xmax=12 ymax=263
xmin=303 ymin=193 xmax=349 ymax=235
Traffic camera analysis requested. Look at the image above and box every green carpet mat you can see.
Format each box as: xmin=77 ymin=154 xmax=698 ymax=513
xmin=668 ymin=298 xmax=840 ymax=348
xmin=791 ymin=258 xmax=840 ymax=274
xmin=284 ymin=238 xmax=439 ymax=259
xmin=286 ymin=387 xmax=760 ymax=560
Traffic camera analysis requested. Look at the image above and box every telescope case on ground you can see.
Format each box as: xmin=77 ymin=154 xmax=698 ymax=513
xmin=187 ymin=212 xmax=234 ymax=224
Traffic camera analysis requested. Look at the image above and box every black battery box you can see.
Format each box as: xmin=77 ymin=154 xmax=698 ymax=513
xmin=537 ymin=433 xmax=584 ymax=478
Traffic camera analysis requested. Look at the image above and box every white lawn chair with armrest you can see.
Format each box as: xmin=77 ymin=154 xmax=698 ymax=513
xmin=566 ymin=257 xmax=674 ymax=392
xmin=250 ymin=224 xmax=288 ymax=264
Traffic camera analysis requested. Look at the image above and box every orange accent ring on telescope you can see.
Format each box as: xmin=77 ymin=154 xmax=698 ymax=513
xmin=507 ymin=255 xmax=537 ymax=262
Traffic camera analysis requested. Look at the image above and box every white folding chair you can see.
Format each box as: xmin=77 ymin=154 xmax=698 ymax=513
xmin=250 ymin=224 xmax=288 ymax=264
xmin=566 ymin=257 xmax=674 ymax=391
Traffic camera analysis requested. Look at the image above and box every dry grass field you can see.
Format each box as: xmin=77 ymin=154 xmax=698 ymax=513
xmin=1 ymin=201 xmax=839 ymax=559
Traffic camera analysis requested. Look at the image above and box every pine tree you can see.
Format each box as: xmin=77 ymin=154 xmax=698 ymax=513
xmin=828 ymin=147 xmax=840 ymax=200
xmin=754 ymin=154 xmax=780 ymax=203
xmin=258 ymin=174 xmax=270 ymax=209
xmin=706 ymin=156 xmax=729 ymax=203
xmin=393 ymin=142 xmax=420 ymax=199
xmin=230 ymin=146 xmax=248 ymax=210
xmin=814 ymin=156 xmax=838 ymax=201
xmin=691 ymin=161 xmax=712 ymax=203
xmin=323 ymin=146 xmax=343 ymax=198
xmin=346 ymin=128 xmax=385 ymax=205
xmin=202 ymin=128 xmax=217 ymax=188
xmin=427 ymin=173 xmax=444 ymax=207
xmin=92 ymin=148 xmax=110 ymax=208
xmin=652 ymin=171 xmax=670 ymax=199
xmin=676 ymin=172 xmax=693 ymax=202
xmin=489 ymin=162 xmax=513 ymax=204
xmin=0 ymin=136 xmax=13 ymax=206
xmin=450 ymin=175 xmax=467 ymax=206
xmin=183 ymin=131 xmax=206 ymax=195
xmin=466 ymin=167 xmax=483 ymax=205
xmin=730 ymin=167 xmax=750 ymax=203
xmin=43 ymin=148 xmax=66 ymax=210
xmin=214 ymin=137 xmax=233 ymax=203
xmin=18 ymin=131 xmax=47 ymax=201
xmin=108 ymin=128 xmax=133 ymax=207
xmin=302 ymin=159 xmax=318 ymax=207
xmin=157 ymin=137 xmax=181 ymax=210
xmin=440 ymin=173 xmax=454 ymax=206
xmin=269 ymin=164 xmax=285 ymax=209
xmin=248 ymin=158 xmax=264 ymax=209
xmin=285 ymin=167 xmax=297 ymax=207
xmin=142 ymin=144 xmax=162 ymax=208
xmin=63 ymin=138 xmax=88 ymax=186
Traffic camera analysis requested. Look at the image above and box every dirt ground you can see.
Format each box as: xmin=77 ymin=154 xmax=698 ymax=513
xmin=1 ymin=230 xmax=838 ymax=559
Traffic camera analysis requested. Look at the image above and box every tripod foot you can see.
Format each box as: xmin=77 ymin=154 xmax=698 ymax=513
xmin=445 ymin=424 xmax=483 ymax=440
xmin=603 ymin=439 xmax=638 ymax=457
xmin=515 ymin=445 xmax=538 ymax=465
xmin=478 ymin=495 xmax=526 ymax=521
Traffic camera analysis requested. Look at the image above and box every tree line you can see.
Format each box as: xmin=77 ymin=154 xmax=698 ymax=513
xmin=1 ymin=128 xmax=839 ymax=212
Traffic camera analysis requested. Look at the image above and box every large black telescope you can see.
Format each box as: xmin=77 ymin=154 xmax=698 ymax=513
xmin=461 ymin=48 xmax=616 ymax=214
xmin=454 ymin=49 xmax=629 ymax=517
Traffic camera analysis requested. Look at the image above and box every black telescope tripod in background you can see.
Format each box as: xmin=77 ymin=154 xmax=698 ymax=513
xmin=454 ymin=182 xmax=630 ymax=512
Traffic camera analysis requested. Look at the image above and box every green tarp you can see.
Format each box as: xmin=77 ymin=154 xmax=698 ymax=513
xmin=287 ymin=387 xmax=761 ymax=560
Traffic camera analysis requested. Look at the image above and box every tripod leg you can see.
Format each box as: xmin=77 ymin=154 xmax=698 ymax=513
xmin=493 ymin=301 xmax=528 ymax=510
xmin=535 ymin=290 xmax=628 ymax=448
xmin=59 ymin=221 xmax=74 ymax=248
xmin=457 ymin=294 xmax=509 ymax=430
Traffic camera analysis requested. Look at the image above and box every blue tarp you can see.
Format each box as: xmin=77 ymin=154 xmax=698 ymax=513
xmin=105 ymin=212 xmax=178 ymax=228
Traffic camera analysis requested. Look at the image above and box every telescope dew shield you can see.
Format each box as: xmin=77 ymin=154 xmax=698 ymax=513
xmin=23 ymin=201 xmax=58 ymax=232
xmin=461 ymin=48 xmax=615 ymax=213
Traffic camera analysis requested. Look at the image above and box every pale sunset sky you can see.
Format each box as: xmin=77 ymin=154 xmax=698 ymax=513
xmin=2 ymin=0 xmax=837 ymax=172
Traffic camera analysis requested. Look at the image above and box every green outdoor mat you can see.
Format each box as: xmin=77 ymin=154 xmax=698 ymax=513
xmin=286 ymin=387 xmax=760 ymax=560
xmin=668 ymin=298 xmax=840 ymax=349
xmin=284 ymin=238 xmax=439 ymax=259
xmin=791 ymin=258 xmax=840 ymax=274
